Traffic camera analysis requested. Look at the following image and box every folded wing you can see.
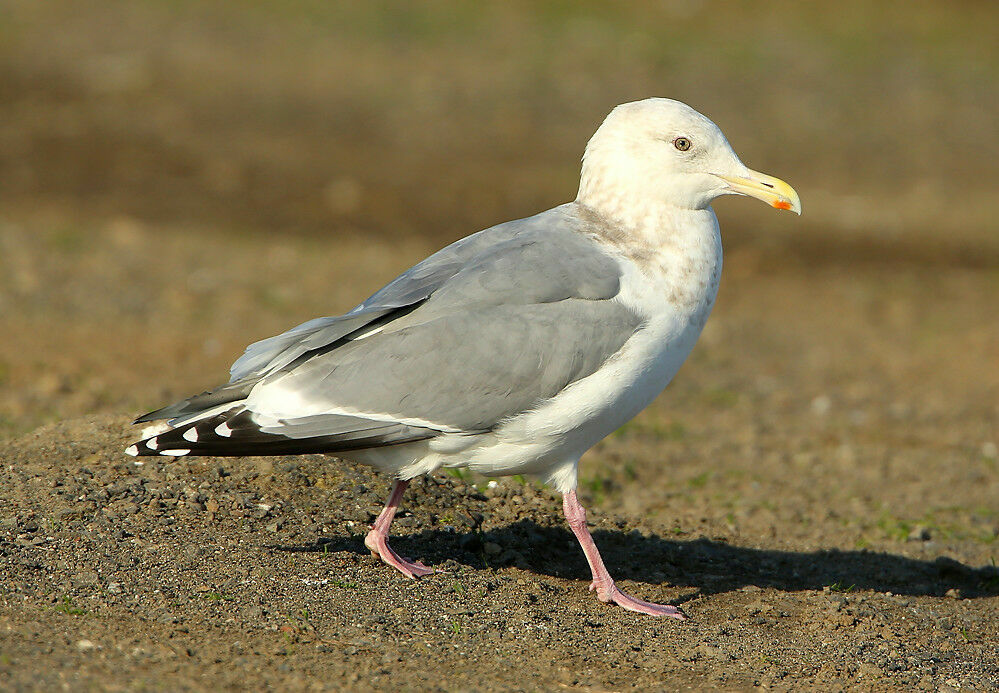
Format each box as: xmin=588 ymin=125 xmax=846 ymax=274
xmin=128 ymin=205 xmax=642 ymax=457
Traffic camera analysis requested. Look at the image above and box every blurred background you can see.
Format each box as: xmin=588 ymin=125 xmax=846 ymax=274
xmin=0 ymin=0 xmax=996 ymax=466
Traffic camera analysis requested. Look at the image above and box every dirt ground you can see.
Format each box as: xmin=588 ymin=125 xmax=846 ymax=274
xmin=1 ymin=2 xmax=998 ymax=691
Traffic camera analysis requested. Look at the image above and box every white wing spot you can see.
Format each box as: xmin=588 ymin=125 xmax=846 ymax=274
xmin=146 ymin=436 xmax=159 ymax=450
xmin=183 ymin=427 xmax=199 ymax=442
xmin=215 ymin=422 xmax=233 ymax=438
xmin=160 ymin=449 xmax=191 ymax=457
xmin=125 ymin=445 xmax=139 ymax=457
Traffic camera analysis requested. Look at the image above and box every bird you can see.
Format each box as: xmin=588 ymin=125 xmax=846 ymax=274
xmin=126 ymin=98 xmax=800 ymax=618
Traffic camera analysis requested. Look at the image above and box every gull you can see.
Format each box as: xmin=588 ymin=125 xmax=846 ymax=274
xmin=127 ymin=98 xmax=800 ymax=618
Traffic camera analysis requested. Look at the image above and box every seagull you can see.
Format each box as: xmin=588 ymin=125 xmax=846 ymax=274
xmin=127 ymin=98 xmax=800 ymax=618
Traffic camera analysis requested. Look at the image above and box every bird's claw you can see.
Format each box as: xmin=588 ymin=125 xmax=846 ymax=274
xmin=590 ymin=579 xmax=685 ymax=619
xmin=365 ymin=530 xmax=435 ymax=579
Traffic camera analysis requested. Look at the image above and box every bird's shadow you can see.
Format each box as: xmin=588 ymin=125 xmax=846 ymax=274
xmin=273 ymin=520 xmax=999 ymax=600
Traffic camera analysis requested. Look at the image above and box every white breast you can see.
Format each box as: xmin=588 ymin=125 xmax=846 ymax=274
xmin=454 ymin=209 xmax=723 ymax=490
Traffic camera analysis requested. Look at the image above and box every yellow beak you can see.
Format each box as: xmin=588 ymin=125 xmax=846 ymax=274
xmin=716 ymin=169 xmax=802 ymax=215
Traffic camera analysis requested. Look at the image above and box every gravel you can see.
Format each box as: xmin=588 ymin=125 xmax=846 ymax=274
xmin=0 ymin=415 xmax=997 ymax=691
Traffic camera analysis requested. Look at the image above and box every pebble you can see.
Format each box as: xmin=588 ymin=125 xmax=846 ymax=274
xmin=75 ymin=570 xmax=99 ymax=585
xmin=76 ymin=639 xmax=96 ymax=652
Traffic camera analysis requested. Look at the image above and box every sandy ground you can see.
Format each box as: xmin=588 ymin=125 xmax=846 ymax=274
xmin=1 ymin=1 xmax=998 ymax=690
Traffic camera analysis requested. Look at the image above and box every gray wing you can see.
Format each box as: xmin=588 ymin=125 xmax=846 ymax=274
xmin=226 ymin=244 xmax=478 ymax=382
xmin=246 ymin=300 xmax=640 ymax=434
xmin=228 ymin=204 xmax=618 ymax=382
xmin=130 ymin=203 xmax=640 ymax=455
xmin=241 ymin=205 xmax=640 ymax=434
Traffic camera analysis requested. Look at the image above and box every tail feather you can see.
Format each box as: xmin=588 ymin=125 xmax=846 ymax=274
xmin=125 ymin=405 xmax=438 ymax=458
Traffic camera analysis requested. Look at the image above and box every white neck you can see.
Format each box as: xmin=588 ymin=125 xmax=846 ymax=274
xmin=576 ymin=183 xmax=717 ymax=252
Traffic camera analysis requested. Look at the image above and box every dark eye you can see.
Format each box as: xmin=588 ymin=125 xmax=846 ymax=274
xmin=673 ymin=137 xmax=691 ymax=152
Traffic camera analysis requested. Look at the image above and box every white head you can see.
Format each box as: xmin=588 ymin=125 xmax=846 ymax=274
xmin=577 ymin=98 xmax=800 ymax=220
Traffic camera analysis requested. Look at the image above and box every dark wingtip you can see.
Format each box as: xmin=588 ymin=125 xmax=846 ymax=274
xmin=132 ymin=404 xmax=180 ymax=424
xmin=131 ymin=383 xmax=257 ymax=427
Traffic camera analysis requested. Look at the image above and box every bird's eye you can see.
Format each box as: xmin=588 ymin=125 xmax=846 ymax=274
xmin=673 ymin=137 xmax=692 ymax=152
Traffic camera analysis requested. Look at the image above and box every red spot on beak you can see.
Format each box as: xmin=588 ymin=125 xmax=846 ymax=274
xmin=772 ymin=200 xmax=792 ymax=210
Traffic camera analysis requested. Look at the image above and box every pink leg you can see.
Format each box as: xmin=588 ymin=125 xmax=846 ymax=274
xmin=563 ymin=490 xmax=685 ymax=619
xmin=364 ymin=479 xmax=435 ymax=578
